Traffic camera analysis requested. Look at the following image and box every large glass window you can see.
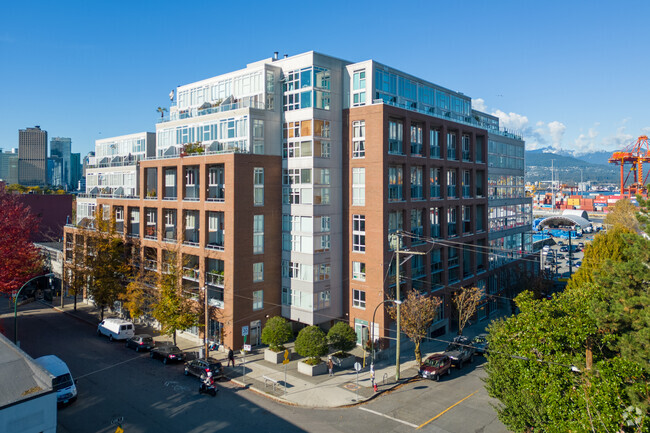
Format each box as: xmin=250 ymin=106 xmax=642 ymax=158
xmin=410 ymin=166 xmax=423 ymax=200
xmin=353 ymin=289 xmax=366 ymax=309
xmin=430 ymin=168 xmax=441 ymax=199
xmin=388 ymin=211 xmax=403 ymax=249
xmin=410 ymin=123 xmax=423 ymax=156
xmin=430 ymin=207 xmax=441 ymax=238
xmin=462 ymin=135 xmax=471 ymax=161
xmin=463 ymin=205 xmax=472 ymax=234
xmin=254 ymin=168 xmax=264 ymax=206
xmin=352 ymin=261 xmax=366 ymax=281
xmin=253 ymin=290 xmax=263 ymax=310
xmin=388 ymin=165 xmax=403 ymax=201
xmin=410 ymin=209 xmax=424 ymax=238
xmin=430 ymin=129 xmax=441 ymax=158
xmin=447 ymin=169 xmax=457 ymax=198
xmin=388 ymin=120 xmax=403 ymax=154
xmin=447 ymin=133 xmax=457 ymax=160
xmin=253 ymin=215 xmax=264 ymax=254
xmin=253 ymin=262 xmax=264 ymax=282
xmin=462 ymin=170 xmax=471 ymax=198
xmin=447 ymin=207 xmax=457 ymax=237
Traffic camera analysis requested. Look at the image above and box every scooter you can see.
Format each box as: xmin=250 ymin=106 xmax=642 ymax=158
xmin=199 ymin=381 xmax=217 ymax=397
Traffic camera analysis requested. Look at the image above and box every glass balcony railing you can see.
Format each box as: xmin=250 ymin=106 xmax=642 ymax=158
xmin=158 ymin=99 xmax=266 ymax=123
xmin=206 ymin=271 xmax=224 ymax=287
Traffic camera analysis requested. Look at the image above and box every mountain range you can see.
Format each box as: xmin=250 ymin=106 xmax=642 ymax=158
xmin=525 ymin=148 xmax=618 ymax=184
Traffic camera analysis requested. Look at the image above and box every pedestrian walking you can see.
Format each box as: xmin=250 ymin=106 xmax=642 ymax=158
xmin=227 ymin=347 xmax=235 ymax=367
xmin=327 ymin=356 xmax=334 ymax=376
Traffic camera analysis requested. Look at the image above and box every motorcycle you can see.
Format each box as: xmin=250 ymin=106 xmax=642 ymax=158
xmin=199 ymin=380 xmax=217 ymax=397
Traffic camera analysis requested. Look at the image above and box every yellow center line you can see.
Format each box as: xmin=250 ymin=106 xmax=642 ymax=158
xmin=417 ymin=390 xmax=479 ymax=430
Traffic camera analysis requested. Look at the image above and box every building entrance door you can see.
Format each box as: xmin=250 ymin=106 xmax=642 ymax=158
xmin=250 ymin=320 xmax=261 ymax=346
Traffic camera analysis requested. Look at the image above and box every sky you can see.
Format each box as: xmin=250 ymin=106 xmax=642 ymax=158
xmin=1 ymin=0 xmax=649 ymax=157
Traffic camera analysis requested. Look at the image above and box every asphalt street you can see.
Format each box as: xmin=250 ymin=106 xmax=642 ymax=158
xmin=1 ymin=301 xmax=508 ymax=433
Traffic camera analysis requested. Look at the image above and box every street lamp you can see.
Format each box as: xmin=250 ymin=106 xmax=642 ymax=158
xmin=203 ymin=286 xmax=209 ymax=360
xmin=14 ymin=273 xmax=55 ymax=344
xmin=370 ymin=299 xmax=402 ymax=370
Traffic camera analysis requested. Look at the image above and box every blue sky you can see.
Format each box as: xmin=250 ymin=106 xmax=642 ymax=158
xmin=1 ymin=1 xmax=648 ymax=157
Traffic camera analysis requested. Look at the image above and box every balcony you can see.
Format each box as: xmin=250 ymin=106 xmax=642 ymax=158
xmin=145 ymin=225 xmax=157 ymax=240
xmin=182 ymin=267 xmax=200 ymax=281
xmin=144 ymin=259 xmax=157 ymax=271
xmin=207 ymin=185 xmax=225 ymax=202
xmin=206 ymin=271 xmax=225 ymax=287
xmin=184 ymin=186 xmax=200 ymax=201
xmin=207 ymin=286 xmax=224 ymax=309
xmin=157 ymin=99 xmax=266 ymax=123
xmin=207 ymin=231 xmax=224 ymax=251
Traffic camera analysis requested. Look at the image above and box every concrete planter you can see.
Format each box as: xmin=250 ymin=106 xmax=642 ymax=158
xmin=332 ymin=354 xmax=356 ymax=369
xmin=264 ymin=348 xmax=290 ymax=364
xmin=297 ymin=360 xmax=327 ymax=376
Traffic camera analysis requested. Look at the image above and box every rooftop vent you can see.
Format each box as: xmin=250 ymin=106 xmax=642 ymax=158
xmin=273 ymin=52 xmax=278 ymax=60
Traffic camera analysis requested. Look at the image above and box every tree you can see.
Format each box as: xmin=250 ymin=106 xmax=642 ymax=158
xmin=485 ymin=227 xmax=650 ymax=432
xmin=156 ymin=106 xmax=167 ymax=119
xmin=294 ymin=326 xmax=328 ymax=365
xmin=636 ymin=193 xmax=650 ymax=235
xmin=84 ymin=215 xmax=132 ymax=320
xmin=452 ymin=286 xmax=484 ymax=335
xmin=261 ymin=316 xmax=293 ymax=352
xmin=151 ymin=250 xmax=196 ymax=345
xmin=326 ymin=322 xmax=357 ymax=355
xmin=604 ymin=198 xmax=640 ymax=232
xmin=0 ymin=190 xmax=44 ymax=296
xmin=387 ymin=290 xmax=442 ymax=366
xmin=120 ymin=278 xmax=152 ymax=321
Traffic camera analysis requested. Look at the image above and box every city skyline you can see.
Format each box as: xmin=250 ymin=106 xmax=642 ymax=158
xmin=1 ymin=1 xmax=649 ymax=157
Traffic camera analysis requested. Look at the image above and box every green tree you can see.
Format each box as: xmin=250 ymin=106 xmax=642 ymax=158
xmin=156 ymin=106 xmax=167 ymax=119
xmin=261 ymin=316 xmax=293 ymax=351
xmin=326 ymin=321 xmax=357 ymax=355
xmin=295 ymin=326 xmax=328 ymax=365
xmin=604 ymin=198 xmax=640 ymax=231
xmin=388 ymin=290 xmax=442 ymax=366
xmin=485 ymin=227 xmax=650 ymax=432
xmin=151 ymin=250 xmax=196 ymax=345
xmin=636 ymin=193 xmax=650 ymax=235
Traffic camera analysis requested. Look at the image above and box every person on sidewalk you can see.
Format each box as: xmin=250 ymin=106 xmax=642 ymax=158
xmin=227 ymin=347 xmax=235 ymax=367
xmin=327 ymin=356 xmax=334 ymax=376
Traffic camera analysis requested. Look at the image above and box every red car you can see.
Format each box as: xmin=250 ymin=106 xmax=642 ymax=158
xmin=418 ymin=354 xmax=452 ymax=381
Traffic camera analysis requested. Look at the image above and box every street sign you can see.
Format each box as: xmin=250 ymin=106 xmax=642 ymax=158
xmin=354 ymin=362 xmax=362 ymax=372
xmin=282 ymin=358 xmax=290 ymax=365
xmin=242 ymin=326 xmax=249 ymax=336
xmin=115 ymin=427 xmax=124 ymax=433
xmin=284 ymin=350 xmax=289 ymax=361
xmin=243 ymin=344 xmax=251 ymax=351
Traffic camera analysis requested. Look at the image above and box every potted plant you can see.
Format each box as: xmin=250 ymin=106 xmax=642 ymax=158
xmin=146 ymin=189 xmax=156 ymax=198
xmin=261 ymin=316 xmax=293 ymax=364
xmin=326 ymin=322 xmax=357 ymax=369
xmin=295 ymin=326 xmax=328 ymax=376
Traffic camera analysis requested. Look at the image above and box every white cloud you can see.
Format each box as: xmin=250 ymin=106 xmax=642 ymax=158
xmin=573 ymin=125 xmax=600 ymax=153
xmin=600 ymin=126 xmax=635 ymax=151
xmin=492 ymin=109 xmax=529 ymax=131
xmin=547 ymin=121 xmax=566 ymax=147
xmin=472 ymin=98 xmax=487 ymax=112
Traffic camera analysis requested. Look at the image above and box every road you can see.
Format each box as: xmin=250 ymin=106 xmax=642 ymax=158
xmin=1 ymin=301 xmax=507 ymax=433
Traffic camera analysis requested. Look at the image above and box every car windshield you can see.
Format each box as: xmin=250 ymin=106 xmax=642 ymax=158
xmin=474 ymin=337 xmax=487 ymax=343
xmin=424 ymin=358 xmax=445 ymax=368
xmin=446 ymin=344 xmax=460 ymax=351
xmin=141 ymin=337 xmax=153 ymax=343
xmin=53 ymin=373 xmax=74 ymax=391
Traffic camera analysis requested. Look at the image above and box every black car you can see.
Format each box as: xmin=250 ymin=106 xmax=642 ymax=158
xmin=184 ymin=358 xmax=223 ymax=380
xmin=443 ymin=336 xmax=475 ymax=368
xmin=150 ymin=345 xmax=185 ymax=364
xmin=125 ymin=334 xmax=154 ymax=352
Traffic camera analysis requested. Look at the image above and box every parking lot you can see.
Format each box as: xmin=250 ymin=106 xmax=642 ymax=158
xmin=541 ymin=235 xmax=592 ymax=279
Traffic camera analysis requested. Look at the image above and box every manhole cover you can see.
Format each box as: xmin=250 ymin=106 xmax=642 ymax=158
xmin=343 ymin=383 xmax=360 ymax=391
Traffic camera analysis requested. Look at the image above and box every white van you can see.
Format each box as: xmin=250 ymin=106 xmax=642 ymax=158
xmin=97 ymin=318 xmax=135 ymax=341
xmin=34 ymin=355 xmax=78 ymax=406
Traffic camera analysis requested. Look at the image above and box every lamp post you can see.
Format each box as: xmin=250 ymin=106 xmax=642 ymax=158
xmin=14 ymin=273 xmax=55 ymax=344
xmin=370 ymin=299 xmax=402 ymax=369
xmin=203 ymin=286 xmax=209 ymax=360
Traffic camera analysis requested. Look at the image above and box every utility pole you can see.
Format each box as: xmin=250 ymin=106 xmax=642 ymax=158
xmin=204 ymin=286 xmax=209 ymax=360
xmin=568 ymin=230 xmax=573 ymax=276
xmin=390 ymin=231 xmax=425 ymax=381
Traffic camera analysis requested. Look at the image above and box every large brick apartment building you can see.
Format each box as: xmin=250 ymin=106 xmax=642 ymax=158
xmin=64 ymin=51 xmax=534 ymax=350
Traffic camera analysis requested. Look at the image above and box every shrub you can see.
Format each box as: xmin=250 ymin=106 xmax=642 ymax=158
xmin=327 ymin=322 xmax=357 ymax=355
xmin=261 ymin=316 xmax=293 ymax=352
xmin=295 ymin=326 xmax=328 ymax=363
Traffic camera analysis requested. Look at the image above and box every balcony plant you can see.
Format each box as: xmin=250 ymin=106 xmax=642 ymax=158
xmin=146 ymin=189 xmax=156 ymax=198
xmin=262 ymin=316 xmax=293 ymax=364
xmin=295 ymin=326 xmax=328 ymax=376
xmin=326 ymin=322 xmax=357 ymax=369
xmin=182 ymin=141 xmax=205 ymax=155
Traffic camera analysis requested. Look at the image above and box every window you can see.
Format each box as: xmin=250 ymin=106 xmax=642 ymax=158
xmin=430 ymin=168 xmax=441 ymax=198
xmin=352 ymin=215 xmax=366 ymax=252
xmin=447 ymin=169 xmax=457 ymax=198
xmin=314 ymin=263 xmax=330 ymax=281
xmin=352 ymin=167 xmax=365 ymax=206
xmin=254 ymin=168 xmax=264 ymax=206
xmin=352 ymin=121 xmax=365 ymax=158
xmin=463 ymin=245 xmax=473 ymax=278
xmin=316 ymin=234 xmax=330 ymax=252
xmin=430 ymin=207 xmax=441 ymax=238
xmin=253 ymin=262 xmax=264 ymax=282
xmin=253 ymin=290 xmax=263 ymax=310
xmin=410 ymin=124 xmax=423 ymax=156
xmin=476 ymin=136 xmax=485 ymax=163
xmin=388 ymin=120 xmax=403 ymax=154
xmin=316 ymin=290 xmax=331 ymax=310
xmin=388 ymin=211 xmax=403 ymax=249
xmin=352 ymin=261 xmax=366 ymax=281
xmin=462 ymin=135 xmax=471 ymax=161
xmin=253 ymin=119 xmax=264 ymax=154
xmin=463 ymin=205 xmax=472 ymax=233
xmin=320 ymin=216 xmax=331 ymax=232
xmin=388 ymin=165 xmax=403 ymax=201
xmin=353 ymin=289 xmax=366 ymax=309
xmin=353 ymin=70 xmax=366 ymax=106
xmin=447 ymin=207 xmax=457 ymax=237
xmin=253 ymin=215 xmax=264 ymax=254
xmin=476 ymin=171 xmax=485 ymax=197
xmin=430 ymin=129 xmax=441 ymax=158
xmin=462 ymin=170 xmax=471 ymax=197
xmin=410 ymin=166 xmax=423 ymax=200
xmin=447 ymin=133 xmax=457 ymax=160
xmin=410 ymin=209 xmax=424 ymax=238
xmin=448 ymin=247 xmax=459 ymax=282
xmin=476 ymin=204 xmax=485 ymax=232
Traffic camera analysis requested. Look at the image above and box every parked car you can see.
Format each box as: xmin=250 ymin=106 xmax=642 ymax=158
xmin=184 ymin=358 xmax=223 ymax=380
xmin=443 ymin=336 xmax=474 ymax=368
xmin=557 ymin=241 xmax=564 ymax=246
xmin=97 ymin=318 xmax=135 ymax=341
xmin=418 ymin=354 xmax=452 ymax=381
xmin=471 ymin=334 xmax=489 ymax=355
xmin=557 ymin=254 xmax=565 ymax=259
xmin=150 ymin=345 xmax=185 ymax=364
xmin=560 ymin=246 xmax=569 ymax=252
xmin=575 ymin=261 xmax=582 ymax=268
xmin=125 ymin=334 xmax=155 ymax=352
xmin=578 ymin=242 xmax=584 ymax=248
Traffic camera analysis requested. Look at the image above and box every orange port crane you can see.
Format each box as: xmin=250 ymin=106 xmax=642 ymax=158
xmin=608 ymin=135 xmax=650 ymax=197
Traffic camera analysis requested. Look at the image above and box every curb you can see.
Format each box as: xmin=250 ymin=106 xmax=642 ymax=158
xmin=42 ymin=301 xmax=98 ymax=327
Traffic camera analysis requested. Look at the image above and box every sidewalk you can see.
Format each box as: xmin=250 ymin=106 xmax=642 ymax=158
xmin=45 ymin=296 xmax=503 ymax=408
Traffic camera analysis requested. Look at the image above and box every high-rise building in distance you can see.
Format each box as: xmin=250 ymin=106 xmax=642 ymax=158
xmin=19 ymin=126 xmax=48 ymax=187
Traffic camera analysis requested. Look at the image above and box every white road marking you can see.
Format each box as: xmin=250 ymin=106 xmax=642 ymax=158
xmin=358 ymin=407 xmax=418 ymax=428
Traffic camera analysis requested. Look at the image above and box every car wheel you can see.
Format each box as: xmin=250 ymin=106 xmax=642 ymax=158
xmin=109 ymin=334 xmax=113 ymax=342
xmin=447 ymin=367 xmax=451 ymax=375
xmin=163 ymin=358 xmax=168 ymax=365
xmin=184 ymin=369 xmax=189 ymax=376
xmin=435 ymin=374 xmax=440 ymax=382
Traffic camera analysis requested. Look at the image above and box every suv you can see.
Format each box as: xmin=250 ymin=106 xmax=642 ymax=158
xmin=184 ymin=358 xmax=223 ymax=380
xmin=443 ymin=336 xmax=475 ymax=368
xmin=150 ymin=344 xmax=185 ymax=364
xmin=418 ymin=354 xmax=451 ymax=381
xmin=471 ymin=334 xmax=489 ymax=355
xmin=125 ymin=334 xmax=154 ymax=352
